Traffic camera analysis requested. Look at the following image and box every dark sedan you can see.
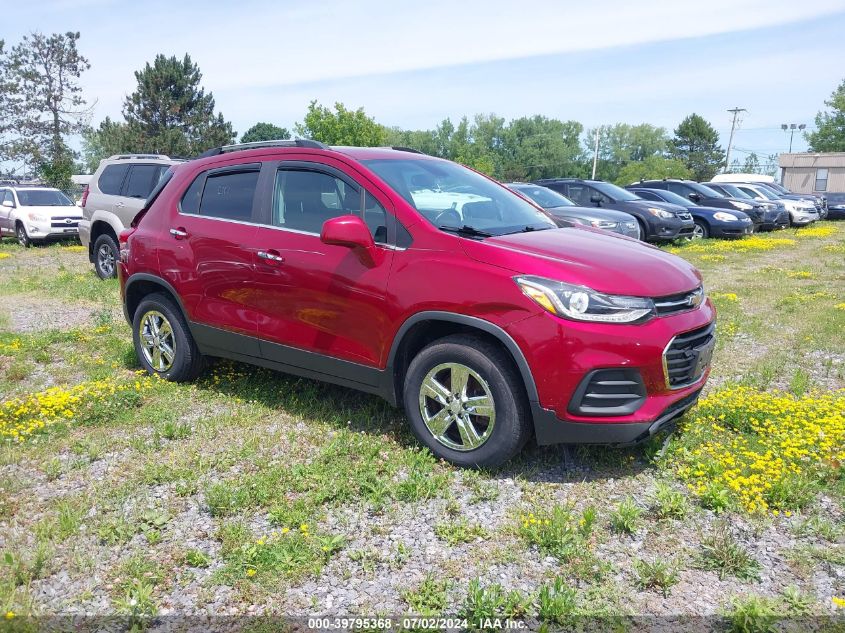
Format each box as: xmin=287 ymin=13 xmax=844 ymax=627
xmin=532 ymin=178 xmax=695 ymax=242
xmin=506 ymin=183 xmax=640 ymax=239
xmin=628 ymin=187 xmax=754 ymax=239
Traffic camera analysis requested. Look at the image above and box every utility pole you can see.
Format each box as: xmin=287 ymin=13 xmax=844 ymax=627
xmin=591 ymin=127 xmax=600 ymax=179
xmin=724 ymin=107 xmax=746 ymax=172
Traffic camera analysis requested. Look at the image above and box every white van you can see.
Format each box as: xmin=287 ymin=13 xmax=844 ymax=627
xmin=710 ymin=173 xmax=775 ymax=184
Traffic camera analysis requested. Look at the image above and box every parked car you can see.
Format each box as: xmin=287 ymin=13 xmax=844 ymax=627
xmin=712 ymin=173 xmax=827 ymax=216
xmin=0 ymin=186 xmax=83 ymax=247
xmin=713 ymin=182 xmax=817 ymax=226
xmin=686 ymin=182 xmax=790 ymax=231
xmin=825 ymin=192 xmax=845 ymax=220
xmin=120 ymin=141 xmax=715 ymax=467
xmin=627 ymin=187 xmax=753 ymax=239
xmin=81 ymin=154 xmax=181 ymax=279
xmin=532 ymin=178 xmax=694 ymax=241
xmin=631 ymin=179 xmax=785 ymax=231
xmin=505 ymin=182 xmax=640 ymax=239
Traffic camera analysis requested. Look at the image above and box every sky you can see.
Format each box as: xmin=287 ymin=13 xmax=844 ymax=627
xmin=3 ymin=0 xmax=845 ymax=167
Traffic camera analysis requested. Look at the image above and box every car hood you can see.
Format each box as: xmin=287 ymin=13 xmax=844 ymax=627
xmin=461 ymin=227 xmax=701 ymax=297
xmin=628 ymin=200 xmax=687 ymax=213
xmin=546 ymin=206 xmax=637 ymax=222
xmin=21 ymin=205 xmax=83 ymax=218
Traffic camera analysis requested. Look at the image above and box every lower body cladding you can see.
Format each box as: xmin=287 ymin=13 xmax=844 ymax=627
xmin=506 ymin=301 xmax=715 ymax=446
xmin=709 ymin=218 xmax=753 ymax=239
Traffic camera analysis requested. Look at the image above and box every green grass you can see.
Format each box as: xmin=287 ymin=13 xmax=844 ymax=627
xmin=402 ymin=574 xmax=450 ymax=615
xmin=434 ymin=519 xmax=489 ymax=545
xmin=697 ymin=524 xmax=761 ymax=581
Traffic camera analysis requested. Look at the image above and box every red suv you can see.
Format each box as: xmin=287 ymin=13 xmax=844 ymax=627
xmin=119 ymin=140 xmax=715 ymax=467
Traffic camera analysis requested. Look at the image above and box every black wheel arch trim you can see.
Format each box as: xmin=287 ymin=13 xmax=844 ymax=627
xmin=123 ymin=273 xmax=191 ymax=325
xmin=386 ymin=311 xmax=540 ymax=405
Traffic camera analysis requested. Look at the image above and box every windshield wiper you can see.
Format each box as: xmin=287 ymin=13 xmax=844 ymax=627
xmin=438 ymin=224 xmax=494 ymax=239
xmin=505 ymin=225 xmax=555 ymax=235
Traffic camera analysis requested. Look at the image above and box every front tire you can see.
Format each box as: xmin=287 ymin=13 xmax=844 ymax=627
xmin=93 ymin=233 xmax=119 ymax=279
xmin=16 ymin=223 xmax=31 ymax=248
xmin=132 ymin=293 xmax=204 ymax=382
xmin=692 ymin=221 xmax=709 ymax=240
xmin=403 ymin=334 xmax=531 ymax=468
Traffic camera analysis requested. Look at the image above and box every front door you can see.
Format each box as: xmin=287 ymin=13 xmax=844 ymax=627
xmin=0 ymin=190 xmax=14 ymax=234
xmin=251 ymin=159 xmax=395 ymax=386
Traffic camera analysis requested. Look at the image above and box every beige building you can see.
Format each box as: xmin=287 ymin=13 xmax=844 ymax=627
xmin=779 ymin=152 xmax=845 ymax=194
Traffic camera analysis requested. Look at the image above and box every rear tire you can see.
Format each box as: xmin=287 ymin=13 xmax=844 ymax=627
xmin=132 ymin=293 xmax=204 ymax=382
xmin=93 ymin=233 xmax=119 ymax=279
xmin=403 ymin=334 xmax=531 ymax=468
xmin=16 ymin=223 xmax=31 ymax=248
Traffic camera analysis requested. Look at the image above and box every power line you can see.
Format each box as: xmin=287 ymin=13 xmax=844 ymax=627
xmin=724 ymin=107 xmax=747 ymax=173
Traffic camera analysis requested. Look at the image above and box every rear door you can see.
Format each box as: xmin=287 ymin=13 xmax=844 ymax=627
xmin=90 ymin=163 xmax=130 ymax=218
xmin=157 ymin=162 xmax=264 ymax=356
xmin=251 ymin=157 xmax=396 ymax=382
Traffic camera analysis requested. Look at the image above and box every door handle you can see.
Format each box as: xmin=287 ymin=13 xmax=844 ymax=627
xmin=169 ymin=227 xmax=188 ymax=239
xmin=257 ymin=250 xmax=284 ymax=263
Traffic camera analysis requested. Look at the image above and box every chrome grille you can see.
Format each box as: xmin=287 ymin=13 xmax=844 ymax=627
xmin=654 ymin=287 xmax=704 ymax=316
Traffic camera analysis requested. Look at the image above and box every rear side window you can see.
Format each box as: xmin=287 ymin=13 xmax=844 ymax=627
xmin=125 ymin=165 xmax=164 ymax=199
xmin=98 ymin=164 xmax=130 ymax=195
xmin=198 ymin=170 xmax=259 ymax=222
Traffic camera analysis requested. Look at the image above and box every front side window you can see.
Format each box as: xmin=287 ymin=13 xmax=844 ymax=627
xmin=512 ymin=185 xmax=575 ymax=208
xmin=125 ymin=165 xmax=165 ymax=199
xmin=273 ymin=169 xmax=388 ymax=242
xmin=197 ymin=169 xmax=259 ymax=221
xmin=815 ymin=168 xmax=828 ymax=191
xmin=738 ymin=186 xmax=764 ymax=200
xmin=2 ymin=190 xmax=12 ymax=205
xmin=363 ymin=158 xmax=554 ymax=236
xmin=590 ymin=181 xmax=640 ymax=202
xmin=16 ymin=189 xmax=73 ymax=206
xmin=633 ymin=190 xmax=659 ymax=201
xmin=98 ymin=164 xmax=130 ymax=195
xmin=667 ymin=182 xmax=693 ymax=198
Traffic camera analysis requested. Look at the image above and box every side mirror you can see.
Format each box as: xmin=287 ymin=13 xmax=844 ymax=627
xmin=321 ymin=215 xmax=378 ymax=263
xmin=688 ymin=192 xmax=701 ymax=202
xmin=1 ymin=200 xmax=13 ymax=208
xmin=589 ymin=194 xmax=602 ymax=205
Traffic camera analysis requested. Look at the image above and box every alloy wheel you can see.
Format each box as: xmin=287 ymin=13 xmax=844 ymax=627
xmin=418 ymin=362 xmax=496 ymax=451
xmin=16 ymin=225 xmax=29 ymax=247
xmin=97 ymin=243 xmax=116 ymax=277
xmin=692 ymin=224 xmax=706 ymax=240
xmin=139 ymin=310 xmax=176 ymax=372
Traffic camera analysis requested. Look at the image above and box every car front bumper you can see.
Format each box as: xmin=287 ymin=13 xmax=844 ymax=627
xmin=789 ymin=209 xmax=818 ymax=226
xmin=506 ymin=300 xmax=716 ymax=445
xmin=710 ymin=218 xmax=753 ymax=239
xmin=78 ymin=218 xmax=91 ymax=248
xmin=26 ymin=220 xmax=81 ymax=241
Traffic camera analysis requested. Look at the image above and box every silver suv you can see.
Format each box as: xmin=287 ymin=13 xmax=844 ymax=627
xmin=81 ymin=155 xmax=180 ymax=278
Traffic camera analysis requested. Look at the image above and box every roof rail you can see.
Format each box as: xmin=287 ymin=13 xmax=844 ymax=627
xmin=197 ymin=139 xmax=328 ymax=159
xmin=389 ymin=146 xmax=425 ymax=154
xmin=107 ymin=154 xmax=171 ymax=161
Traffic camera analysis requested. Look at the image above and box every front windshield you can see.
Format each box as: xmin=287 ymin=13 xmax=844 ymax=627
xmin=690 ymin=183 xmax=723 ymax=198
xmin=717 ymin=184 xmax=752 ymax=199
xmin=363 ymin=159 xmax=556 ymax=236
xmin=511 ymin=184 xmax=575 ymax=208
xmin=591 ymin=181 xmax=641 ymax=201
xmin=16 ymin=189 xmax=74 ymax=206
xmin=748 ymin=186 xmax=778 ymax=200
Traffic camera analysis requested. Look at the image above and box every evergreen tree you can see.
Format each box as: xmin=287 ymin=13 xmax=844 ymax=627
xmin=806 ymin=78 xmax=845 ymax=152
xmin=669 ymin=114 xmax=725 ymax=181
xmin=241 ymin=122 xmax=290 ymax=144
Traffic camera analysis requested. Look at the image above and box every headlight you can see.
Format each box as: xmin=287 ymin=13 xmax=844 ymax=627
xmin=27 ymin=212 xmax=48 ymax=222
xmin=515 ymin=276 xmax=655 ymax=323
xmin=646 ymin=207 xmax=674 ymax=219
xmin=713 ymin=212 xmax=738 ymax=222
xmin=732 ymin=202 xmax=753 ymax=210
xmin=591 ymin=220 xmax=618 ymax=229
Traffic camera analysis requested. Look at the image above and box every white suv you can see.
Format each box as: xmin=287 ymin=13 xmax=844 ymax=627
xmin=81 ymin=155 xmax=180 ymax=278
xmin=0 ymin=186 xmax=83 ymax=247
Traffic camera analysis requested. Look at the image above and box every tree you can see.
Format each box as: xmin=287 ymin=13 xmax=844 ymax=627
xmin=121 ymin=54 xmax=235 ymax=156
xmin=615 ymin=156 xmax=692 ymax=185
xmin=295 ymin=101 xmax=387 ymax=146
xmin=589 ymin=123 xmax=669 ymax=182
xmin=499 ymin=115 xmax=585 ymax=180
xmin=7 ymin=32 xmax=90 ymax=188
xmin=806 ymin=78 xmax=845 ymax=152
xmin=669 ymin=114 xmax=725 ymax=181
xmin=241 ymin=122 xmax=290 ymax=144
xmin=81 ymin=117 xmax=138 ymax=172
xmin=0 ymin=40 xmax=15 ymax=163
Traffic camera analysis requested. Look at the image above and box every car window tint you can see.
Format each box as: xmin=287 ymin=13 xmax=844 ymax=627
xmin=198 ymin=170 xmax=259 ymax=222
xmin=124 ymin=165 xmax=164 ymax=199
xmin=667 ymin=183 xmax=691 ymax=197
xmin=274 ymin=169 xmax=360 ymax=235
xmin=2 ymin=190 xmax=12 ymax=204
xmin=636 ymin=190 xmax=659 ymax=201
xmin=565 ymin=185 xmax=590 ymax=205
xmin=181 ymin=175 xmax=204 ymax=215
xmin=98 ymin=164 xmax=130 ymax=195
